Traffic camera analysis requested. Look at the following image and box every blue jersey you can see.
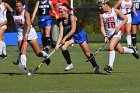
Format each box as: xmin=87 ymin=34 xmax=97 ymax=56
xmin=38 ymin=0 xmax=52 ymax=27
xmin=38 ymin=0 xmax=50 ymax=16
xmin=62 ymin=14 xmax=88 ymax=44
xmin=132 ymin=0 xmax=140 ymax=25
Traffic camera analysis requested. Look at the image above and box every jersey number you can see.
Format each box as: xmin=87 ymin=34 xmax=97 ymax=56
xmin=134 ymin=3 xmax=140 ymax=10
xmin=42 ymin=8 xmax=46 ymax=14
xmin=107 ymin=22 xmax=115 ymax=28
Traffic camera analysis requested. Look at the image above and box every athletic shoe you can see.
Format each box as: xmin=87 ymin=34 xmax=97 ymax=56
xmin=93 ymin=65 xmax=100 ymax=74
xmin=2 ymin=54 xmax=7 ymax=59
xmin=13 ymin=60 xmax=19 ymax=65
xmin=65 ymin=63 xmax=74 ymax=71
xmin=0 ymin=55 xmax=2 ymax=59
xmin=104 ymin=65 xmax=113 ymax=73
xmin=44 ymin=46 xmax=50 ymax=53
xmin=130 ymin=46 xmax=139 ymax=59
xmin=44 ymin=58 xmax=51 ymax=65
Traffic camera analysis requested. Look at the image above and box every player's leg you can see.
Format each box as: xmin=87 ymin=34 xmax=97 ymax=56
xmin=61 ymin=39 xmax=74 ymax=71
xmin=125 ymin=22 xmax=132 ymax=47
xmin=116 ymin=42 xmax=139 ymax=59
xmin=0 ymin=28 xmax=6 ymax=58
xmin=18 ymin=40 xmax=27 ymax=73
xmin=2 ymin=36 xmax=7 ymax=58
xmin=44 ymin=25 xmax=52 ymax=52
xmin=51 ymin=20 xmax=59 ymax=48
xmin=79 ymin=41 xmax=99 ymax=73
xmin=131 ymin=25 xmax=137 ymax=48
xmin=104 ymin=37 xmax=120 ymax=73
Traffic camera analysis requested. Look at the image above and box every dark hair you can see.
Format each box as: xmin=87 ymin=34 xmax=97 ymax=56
xmin=62 ymin=3 xmax=73 ymax=11
xmin=15 ymin=0 xmax=25 ymax=5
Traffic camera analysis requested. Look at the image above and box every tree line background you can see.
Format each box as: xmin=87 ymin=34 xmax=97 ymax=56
xmin=5 ymin=0 xmax=117 ymax=33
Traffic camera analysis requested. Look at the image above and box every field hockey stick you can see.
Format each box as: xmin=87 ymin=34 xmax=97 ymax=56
xmin=29 ymin=44 xmax=62 ymax=74
xmin=86 ymin=43 xmax=107 ymax=62
xmin=13 ymin=38 xmax=27 ymax=65
xmin=86 ymin=32 xmax=116 ymax=62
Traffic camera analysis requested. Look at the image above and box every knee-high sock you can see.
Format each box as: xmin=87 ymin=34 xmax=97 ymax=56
xmin=2 ymin=41 xmax=6 ymax=55
xmin=123 ymin=47 xmax=134 ymax=53
xmin=0 ymin=41 xmax=3 ymax=55
xmin=131 ymin=34 xmax=136 ymax=47
xmin=109 ymin=50 xmax=115 ymax=68
xmin=88 ymin=53 xmax=97 ymax=68
xmin=126 ymin=35 xmax=132 ymax=46
xmin=20 ymin=54 xmax=27 ymax=66
xmin=62 ymin=50 xmax=72 ymax=64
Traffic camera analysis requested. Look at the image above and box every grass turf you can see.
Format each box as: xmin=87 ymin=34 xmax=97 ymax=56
xmin=0 ymin=43 xmax=140 ymax=93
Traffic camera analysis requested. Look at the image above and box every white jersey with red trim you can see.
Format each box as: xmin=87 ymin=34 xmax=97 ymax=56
xmin=0 ymin=2 xmax=7 ymax=23
xmin=13 ymin=10 xmax=26 ymax=31
xmin=120 ymin=0 xmax=132 ymax=14
xmin=102 ymin=8 xmax=119 ymax=37
xmin=13 ymin=10 xmax=38 ymax=41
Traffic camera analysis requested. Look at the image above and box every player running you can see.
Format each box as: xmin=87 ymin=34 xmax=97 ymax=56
xmin=114 ymin=0 xmax=137 ymax=47
xmin=0 ymin=0 xmax=13 ymax=59
xmin=98 ymin=0 xmax=139 ymax=73
xmin=13 ymin=0 xmax=49 ymax=73
xmin=55 ymin=3 xmax=99 ymax=73
xmin=131 ymin=0 xmax=140 ymax=49
xmin=31 ymin=0 xmax=58 ymax=53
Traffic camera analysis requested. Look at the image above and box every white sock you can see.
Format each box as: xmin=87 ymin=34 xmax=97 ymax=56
xmin=19 ymin=54 xmax=27 ymax=73
xmin=20 ymin=54 xmax=27 ymax=66
xmin=109 ymin=50 xmax=115 ymax=68
xmin=2 ymin=41 xmax=6 ymax=55
xmin=0 ymin=41 xmax=3 ymax=55
xmin=123 ymin=47 xmax=134 ymax=53
xmin=41 ymin=51 xmax=49 ymax=58
xmin=126 ymin=35 xmax=132 ymax=46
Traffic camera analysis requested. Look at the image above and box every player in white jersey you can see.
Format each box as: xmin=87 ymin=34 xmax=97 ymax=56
xmin=114 ymin=0 xmax=137 ymax=47
xmin=98 ymin=0 xmax=139 ymax=73
xmin=13 ymin=0 xmax=49 ymax=73
xmin=0 ymin=0 xmax=13 ymax=59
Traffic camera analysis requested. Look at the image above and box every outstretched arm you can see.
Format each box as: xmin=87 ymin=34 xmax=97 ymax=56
xmin=31 ymin=1 xmax=39 ymax=22
xmin=114 ymin=0 xmax=122 ymax=9
xmin=55 ymin=21 xmax=64 ymax=50
xmin=61 ymin=15 xmax=76 ymax=43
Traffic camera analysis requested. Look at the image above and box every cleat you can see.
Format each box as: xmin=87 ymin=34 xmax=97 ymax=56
xmin=130 ymin=46 xmax=139 ymax=59
xmin=65 ymin=63 xmax=74 ymax=71
xmin=2 ymin=54 xmax=7 ymax=59
xmin=0 ymin=55 xmax=2 ymax=59
xmin=13 ymin=60 xmax=19 ymax=65
xmin=44 ymin=46 xmax=50 ymax=53
xmin=44 ymin=58 xmax=51 ymax=65
xmin=104 ymin=65 xmax=112 ymax=73
xmin=93 ymin=65 xmax=100 ymax=74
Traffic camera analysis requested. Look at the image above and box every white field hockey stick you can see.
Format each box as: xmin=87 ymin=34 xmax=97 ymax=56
xmin=29 ymin=44 xmax=62 ymax=74
xmin=86 ymin=33 xmax=116 ymax=62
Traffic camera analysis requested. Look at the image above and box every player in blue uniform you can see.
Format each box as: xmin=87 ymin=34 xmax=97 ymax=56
xmin=31 ymin=0 xmax=58 ymax=52
xmin=55 ymin=4 xmax=99 ymax=73
xmin=131 ymin=0 xmax=140 ymax=49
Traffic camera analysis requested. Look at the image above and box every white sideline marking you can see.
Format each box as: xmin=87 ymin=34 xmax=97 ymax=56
xmin=38 ymin=88 xmax=138 ymax=93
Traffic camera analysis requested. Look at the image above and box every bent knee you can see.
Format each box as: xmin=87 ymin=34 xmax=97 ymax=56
xmin=118 ymin=48 xmax=124 ymax=54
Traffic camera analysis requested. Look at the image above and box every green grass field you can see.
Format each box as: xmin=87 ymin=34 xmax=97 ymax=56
xmin=0 ymin=43 xmax=140 ymax=93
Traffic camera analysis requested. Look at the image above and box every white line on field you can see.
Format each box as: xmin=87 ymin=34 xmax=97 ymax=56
xmin=38 ymin=88 xmax=138 ymax=93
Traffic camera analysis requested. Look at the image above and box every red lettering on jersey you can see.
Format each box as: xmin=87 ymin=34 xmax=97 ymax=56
xmin=105 ymin=16 xmax=114 ymax=22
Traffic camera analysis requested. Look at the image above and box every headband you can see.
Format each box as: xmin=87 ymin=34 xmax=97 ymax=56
xmin=59 ymin=6 xmax=68 ymax=12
